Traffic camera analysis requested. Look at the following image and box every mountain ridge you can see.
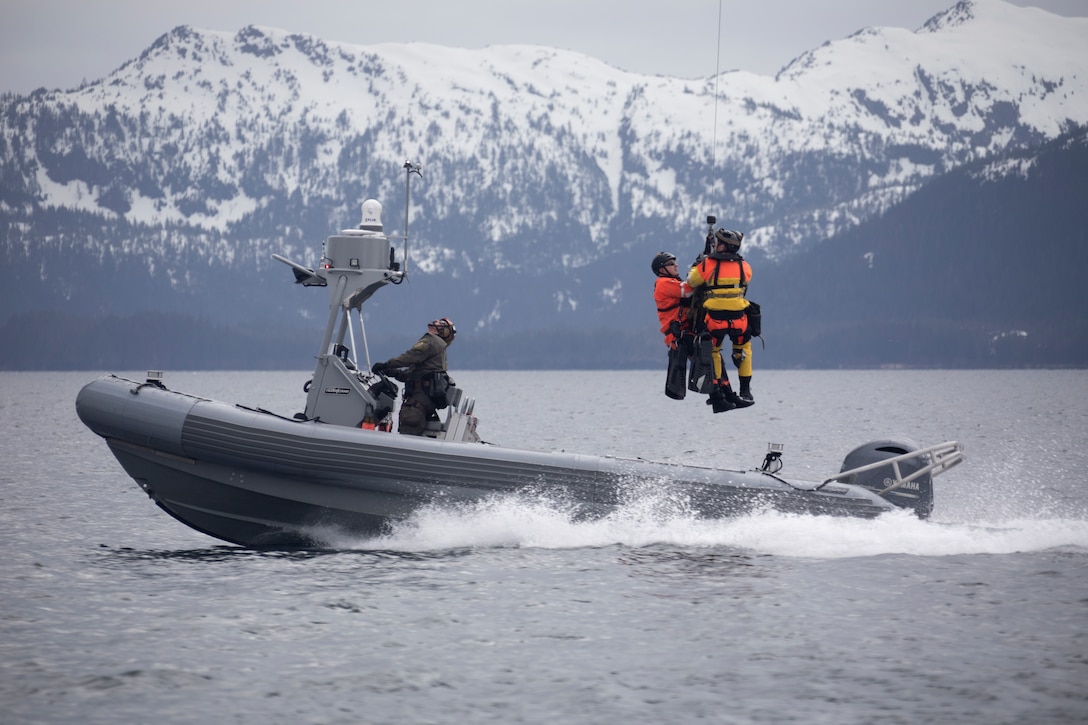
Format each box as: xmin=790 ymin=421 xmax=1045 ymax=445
xmin=8 ymin=1 xmax=1086 ymax=249
xmin=1 ymin=0 xmax=1086 ymax=367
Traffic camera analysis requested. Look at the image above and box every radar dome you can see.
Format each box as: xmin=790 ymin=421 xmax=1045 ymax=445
xmin=360 ymin=199 xmax=383 ymax=232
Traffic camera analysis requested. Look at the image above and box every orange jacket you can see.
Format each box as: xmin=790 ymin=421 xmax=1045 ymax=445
xmin=654 ymin=276 xmax=692 ymax=340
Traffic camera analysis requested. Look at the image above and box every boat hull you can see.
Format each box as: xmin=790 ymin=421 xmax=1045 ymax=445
xmin=77 ymin=375 xmax=895 ymax=548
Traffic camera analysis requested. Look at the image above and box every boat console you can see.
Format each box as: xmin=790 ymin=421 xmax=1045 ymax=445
xmin=274 ymin=163 xmax=479 ymax=442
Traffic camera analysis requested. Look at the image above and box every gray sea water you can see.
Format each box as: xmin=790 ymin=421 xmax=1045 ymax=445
xmin=2 ymin=369 xmax=1087 ymax=724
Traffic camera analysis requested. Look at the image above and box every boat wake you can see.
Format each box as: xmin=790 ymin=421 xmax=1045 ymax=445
xmin=311 ymin=494 xmax=1088 ymax=558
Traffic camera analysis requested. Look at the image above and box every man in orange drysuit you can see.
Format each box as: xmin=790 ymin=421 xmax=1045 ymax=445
xmin=653 ymin=251 xmax=695 ymax=400
xmin=652 ymin=251 xmax=692 ymax=349
xmin=687 ymin=229 xmax=755 ymax=413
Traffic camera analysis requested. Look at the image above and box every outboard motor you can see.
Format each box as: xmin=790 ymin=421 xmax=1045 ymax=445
xmin=837 ymin=438 xmax=934 ymax=518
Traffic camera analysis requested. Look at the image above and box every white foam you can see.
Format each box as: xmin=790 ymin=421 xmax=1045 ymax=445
xmin=327 ymin=494 xmax=1088 ymax=558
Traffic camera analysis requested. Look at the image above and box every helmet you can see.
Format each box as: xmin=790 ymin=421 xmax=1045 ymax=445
xmin=714 ymin=228 xmax=744 ymax=250
xmin=651 ymin=252 xmax=677 ymax=275
xmin=429 ymin=317 xmax=456 ymax=340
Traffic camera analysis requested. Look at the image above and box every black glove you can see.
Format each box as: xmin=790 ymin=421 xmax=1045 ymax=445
xmin=371 ymin=362 xmax=388 ymax=374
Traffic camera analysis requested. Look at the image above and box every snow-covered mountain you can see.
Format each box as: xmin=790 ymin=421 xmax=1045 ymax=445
xmin=1 ymin=0 xmax=1086 ymax=344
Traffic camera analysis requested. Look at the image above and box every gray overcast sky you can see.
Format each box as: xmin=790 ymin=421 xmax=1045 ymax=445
xmin=2 ymin=0 xmax=1084 ymax=94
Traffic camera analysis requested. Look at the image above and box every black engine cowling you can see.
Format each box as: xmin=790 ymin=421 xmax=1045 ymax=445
xmin=838 ymin=438 xmax=934 ymax=518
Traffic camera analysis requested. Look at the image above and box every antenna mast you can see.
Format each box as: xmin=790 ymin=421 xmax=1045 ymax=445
xmin=402 ymin=160 xmax=422 ymax=277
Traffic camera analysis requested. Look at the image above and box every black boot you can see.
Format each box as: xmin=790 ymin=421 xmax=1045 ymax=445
xmin=706 ymin=382 xmax=743 ymax=413
xmin=707 ymin=388 xmax=736 ymax=413
xmin=724 ymin=385 xmax=754 ymax=409
xmin=739 ymin=376 xmax=754 ymax=404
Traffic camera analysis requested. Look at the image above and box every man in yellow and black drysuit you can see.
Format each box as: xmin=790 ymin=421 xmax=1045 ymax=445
xmin=687 ymin=229 xmax=756 ymax=413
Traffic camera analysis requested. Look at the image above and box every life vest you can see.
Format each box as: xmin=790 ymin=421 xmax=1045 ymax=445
xmin=654 ymin=276 xmax=691 ymax=336
xmin=688 ymin=252 xmax=751 ymax=319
